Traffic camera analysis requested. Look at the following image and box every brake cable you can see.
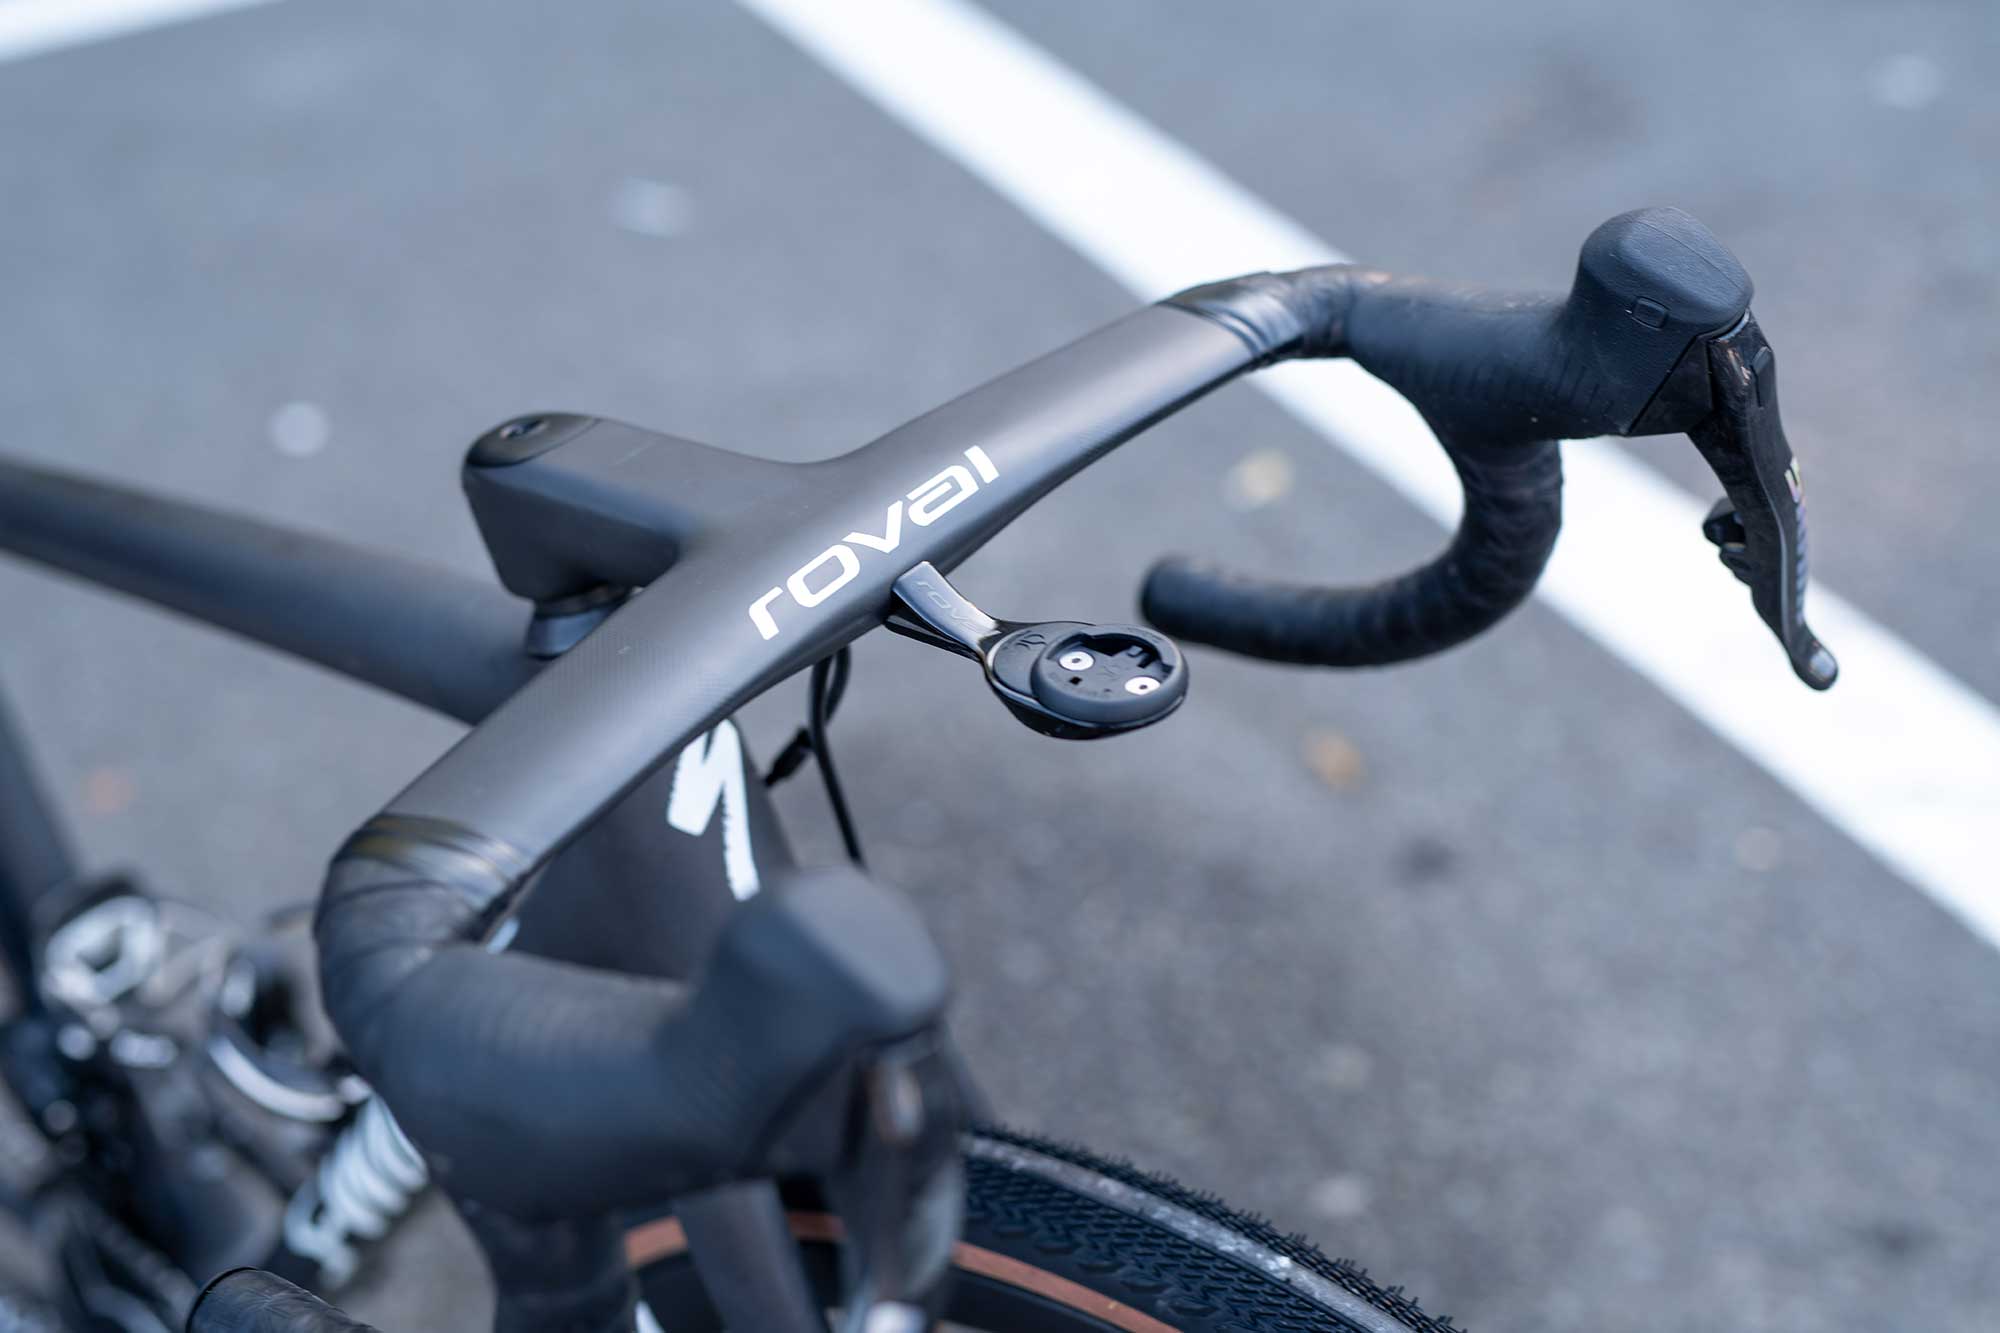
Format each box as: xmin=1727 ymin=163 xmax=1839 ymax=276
xmin=763 ymin=647 xmax=866 ymax=866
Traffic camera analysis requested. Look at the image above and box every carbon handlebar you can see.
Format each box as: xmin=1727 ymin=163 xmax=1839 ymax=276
xmin=1146 ymin=207 xmax=1832 ymax=684
xmin=310 ymin=207 xmax=1833 ymax=1229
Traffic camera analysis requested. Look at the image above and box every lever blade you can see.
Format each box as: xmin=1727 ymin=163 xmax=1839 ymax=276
xmin=1685 ymin=316 xmax=1838 ymax=690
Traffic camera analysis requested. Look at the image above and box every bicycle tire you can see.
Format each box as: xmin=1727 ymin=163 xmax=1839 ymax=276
xmin=630 ymin=1127 xmax=1461 ymax=1333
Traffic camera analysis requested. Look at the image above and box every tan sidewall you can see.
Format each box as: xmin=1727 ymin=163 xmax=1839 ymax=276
xmin=624 ymin=1212 xmax=1179 ymax=1333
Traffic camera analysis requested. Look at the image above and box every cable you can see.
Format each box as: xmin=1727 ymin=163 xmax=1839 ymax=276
xmin=808 ymin=649 xmax=865 ymax=867
xmin=761 ymin=648 xmax=863 ymax=865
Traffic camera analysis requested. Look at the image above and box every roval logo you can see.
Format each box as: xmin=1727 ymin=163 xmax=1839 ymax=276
xmin=749 ymin=445 xmax=1000 ymax=640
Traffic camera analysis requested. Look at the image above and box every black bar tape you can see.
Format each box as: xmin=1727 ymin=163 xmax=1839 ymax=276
xmin=187 ymin=1270 xmax=381 ymax=1333
xmin=315 ymin=819 xmax=949 ymax=1218
xmin=1145 ymin=208 xmax=1752 ymax=669
xmin=1144 ymin=434 xmax=1560 ymax=666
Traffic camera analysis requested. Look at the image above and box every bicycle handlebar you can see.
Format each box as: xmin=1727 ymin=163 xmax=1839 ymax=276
xmin=1145 ymin=207 xmax=1831 ymax=683
xmin=311 ymin=207 xmax=1834 ymax=1231
xmin=316 ymin=853 xmax=946 ymax=1215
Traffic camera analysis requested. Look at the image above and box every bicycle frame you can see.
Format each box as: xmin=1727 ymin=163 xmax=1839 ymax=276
xmin=0 ymin=453 xmax=825 ymax=1328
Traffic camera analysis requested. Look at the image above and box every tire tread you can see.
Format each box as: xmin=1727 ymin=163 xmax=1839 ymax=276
xmin=970 ymin=1125 xmax=1464 ymax=1333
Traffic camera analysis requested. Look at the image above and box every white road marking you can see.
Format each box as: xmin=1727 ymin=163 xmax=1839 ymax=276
xmin=0 ymin=0 xmax=275 ymax=62
xmin=742 ymin=0 xmax=2000 ymax=950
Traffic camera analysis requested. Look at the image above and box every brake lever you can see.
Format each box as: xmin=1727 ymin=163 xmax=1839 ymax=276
xmin=1634 ymin=312 xmax=1837 ymax=690
xmin=886 ymin=562 xmax=1188 ymax=739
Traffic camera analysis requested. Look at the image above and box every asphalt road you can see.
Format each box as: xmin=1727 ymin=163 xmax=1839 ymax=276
xmin=2 ymin=2 xmax=1997 ymax=1331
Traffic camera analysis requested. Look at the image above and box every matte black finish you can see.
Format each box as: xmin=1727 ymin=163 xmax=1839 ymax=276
xmin=189 ymin=1269 xmax=380 ymax=1333
xmin=1146 ymin=207 xmax=1832 ymax=685
xmin=1025 ymin=628 xmax=1182 ymax=725
xmin=315 ymin=849 xmax=950 ymax=1214
xmin=462 ymin=415 xmax=802 ymax=604
xmin=513 ymin=751 xmax=792 ymax=983
xmin=448 ymin=1205 xmax=635 ymax=1333
xmin=1686 ymin=319 xmax=1838 ymax=688
xmin=388 ymin=306 xmax=1250 ymax=856
xmin=673 ymin=1182 xmax=825 ymax=1332
xmin=887 ymin=562 xmax=1188 ymax=739
xmin=0 ymin=457 xmax=538 ymax=724
xmin=304 ymin=300 xmax=1248 ymax=1232
xmin=463 ymin=412 xmax=593 ymax=469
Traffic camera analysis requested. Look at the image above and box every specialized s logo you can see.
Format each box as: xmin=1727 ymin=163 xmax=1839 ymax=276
xmin=748 ymin=445 xmax=1000 ymax=640
xmin=666 ymin=721 xmax=759 ymax=901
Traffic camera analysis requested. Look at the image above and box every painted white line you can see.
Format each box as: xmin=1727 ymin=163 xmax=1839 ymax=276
xmin=0 ymin=0 xmax=275 ymax=63
xmin=742 ymin=0 xmax=2000 ymax=949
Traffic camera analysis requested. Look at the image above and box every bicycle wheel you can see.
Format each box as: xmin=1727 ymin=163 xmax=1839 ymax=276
xmin=631 ymin=1127 xmax=1460 ymax=1333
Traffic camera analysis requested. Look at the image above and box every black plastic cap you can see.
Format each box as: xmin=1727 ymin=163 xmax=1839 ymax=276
xmin=465 ymin=413 xmax=596 ymax=467
xmin=1572 ymin=207 xmax=1753 ymax=345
